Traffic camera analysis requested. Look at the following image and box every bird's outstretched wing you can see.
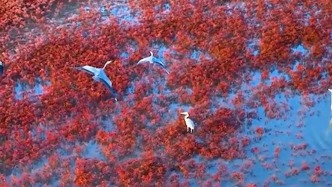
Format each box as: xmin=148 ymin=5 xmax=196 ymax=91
xmin=152 ymin=57 xmax=166 ymax=67
xmin=99 ymin=71 xmax=113 ymax=87
xmin=101 ymin=78 xmax=113 ymax=89
xmin=100 ymin=78 xmax=113 ymax=91
xmin=136 ymin=57 xmax=151 ymax=65
xmin=77 ymin=65 xmax=99 ymax=75
xmin=152 ymin=58 xmax=169 ymax=74
xmin=100 ymin=77 xmax=118 ymax=97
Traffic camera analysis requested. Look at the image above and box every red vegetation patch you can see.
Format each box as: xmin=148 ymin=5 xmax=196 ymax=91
xmin=75 ymin=158 xmax=114 ymax=186
xmin=116 ymin=156 xmax=166 ymax=186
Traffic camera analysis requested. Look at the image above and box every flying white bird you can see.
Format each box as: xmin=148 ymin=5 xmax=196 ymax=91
xmin=180 ymin=112 xmax=195 ymax=133
xmin=76 ymin=60 xmax=117 ymax=99
xmin=0 ymin=60 xmax=3 ymax=75
xmin=136 ymin=51 xmax=170 ymax=74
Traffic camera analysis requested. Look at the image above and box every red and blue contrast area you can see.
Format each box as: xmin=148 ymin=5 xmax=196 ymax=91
xmin=0 ymin=0 xmax=332 ymax=186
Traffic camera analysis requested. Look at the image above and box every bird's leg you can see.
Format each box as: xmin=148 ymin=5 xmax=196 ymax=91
xmin=187 ymin=127 xmax=189 ymax=132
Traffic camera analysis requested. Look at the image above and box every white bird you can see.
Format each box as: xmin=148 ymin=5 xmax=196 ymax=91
xmin=180 ymin=112 xmax=195 ymax=133
xmin=0 ymin=60 xmax=3 ymax=75
xmin=136 ymin=51 xmax=170 ymax=74
xmin=329 ymin=89 xmax=332 ymax=114
xmin=76 ymin=60 xmax=117 ymax=99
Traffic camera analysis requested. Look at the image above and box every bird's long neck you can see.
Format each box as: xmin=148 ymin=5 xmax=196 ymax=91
xmin=103 ymin=64 xmax=108 ymax=69
xmin=103 ymin=61 xmax=111 ymax=69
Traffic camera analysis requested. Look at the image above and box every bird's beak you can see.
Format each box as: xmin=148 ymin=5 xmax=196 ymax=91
xmin=180 ymin=112 xmax=186 ymax=115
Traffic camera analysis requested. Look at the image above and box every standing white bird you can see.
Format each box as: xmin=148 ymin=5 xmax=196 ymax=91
xmin=136 ymin=51 xmax=170 ymax=74
xmin=76 ymin=60 xmax=117 ymax=99
xmin=180 ymin=112 xmax=195 ymax=133
xmin=0 ymin=60 xmax=3 ymax=75
xmin=329 ymin=89 xmax=332 ymax=114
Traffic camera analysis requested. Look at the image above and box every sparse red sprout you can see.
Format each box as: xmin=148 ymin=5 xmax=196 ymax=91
xmin=255 ymin=127 xmax=264 ymax=136
xmin=274 ymin=146 xmax=280 ymax=158
xmin=301 ymin=162 xmax=310 ymax=171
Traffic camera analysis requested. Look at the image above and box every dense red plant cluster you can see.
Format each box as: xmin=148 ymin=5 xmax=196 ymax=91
xmin=0 ymin=0 xmax=331 ymax=186
xmin=0 ymin=0 xmax=55 ymax=30
xmin=116 ymin=156 xmax=166 ymax=186
xmin=74 ymin=158 xmax=114 ymax=186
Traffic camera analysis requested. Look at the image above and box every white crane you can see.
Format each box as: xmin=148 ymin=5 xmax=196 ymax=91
xmin=180 ymin=112 xmax=195 ymax=133
xmin=76 ymin=60 xmax=117 ymax=99
xmin=0 ymin=60 xmax=3 ymax=75
xmin=136 ymin=51 xmax=170 ymax=74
